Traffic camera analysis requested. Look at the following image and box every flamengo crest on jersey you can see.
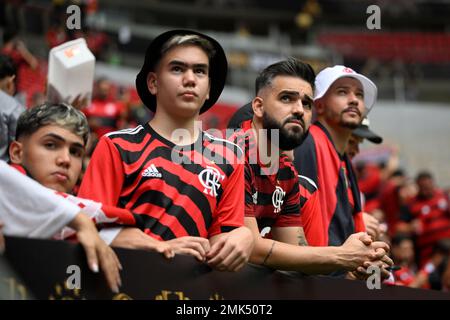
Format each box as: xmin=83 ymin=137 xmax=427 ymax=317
xmin=272 ymin=186 xmax=286 ymax=213
xmin=198 ymin=165 xmax=225 ymax=197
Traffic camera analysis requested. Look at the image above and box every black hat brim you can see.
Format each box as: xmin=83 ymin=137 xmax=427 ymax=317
xmin=136 ymin=29 xmax=227 ymax=114
xmin=353 ymin=125 xmax=383 ymax=144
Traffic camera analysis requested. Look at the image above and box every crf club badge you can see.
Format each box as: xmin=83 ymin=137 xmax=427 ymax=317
xmin=272 ymin=186 xmax=286 ymax=213
xmin=198 ymin=166 xmax=225 ymax=197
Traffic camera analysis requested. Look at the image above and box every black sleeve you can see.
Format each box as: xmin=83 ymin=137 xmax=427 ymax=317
xmin=293 ymin=132 xmax=319 ymax=190
xmin=227 ymin=103 xmax=253 ymax=129
xmin=399 ymin=204 xmax=414 ymax=222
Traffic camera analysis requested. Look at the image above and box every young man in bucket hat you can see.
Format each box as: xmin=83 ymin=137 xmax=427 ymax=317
xmin=79 ymin=30 xmax=253 ymax=271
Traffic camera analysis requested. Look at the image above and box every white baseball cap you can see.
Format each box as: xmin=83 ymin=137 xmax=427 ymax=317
xmin=314 ymin=65 xmax=378 ymax=112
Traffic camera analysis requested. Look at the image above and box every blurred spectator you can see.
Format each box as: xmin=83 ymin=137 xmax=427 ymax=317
xmin=413 ymin=239 xmax=450 ymax=290
xmin=0 ymin=54 xmax=25 ymax=161
xmin=442 ymin=254 xmax=450 ymax=291
xmin=400 ymin=171 xmax=450 ymax=266
xmin=0 ymin=53 xmax=16 ymax=96
xmin=391 ymin=234 xmax=417 ymax=286
xmin=82 ymin=77 xmax=128 ymax=141
xmin=72 ymin=27 xmax=109 ymax=59
xmin=1 ymin=28 xmax=38 ymax=70
xmin=31 ymin=91 xmax=46 ymax=106
xmin=378 ymin=169 xmax=414 ymax=235
xmin=46 ymin=21 xmax=70 ymax=49
xmin=347 ymin=117 xmax=384 ymax=241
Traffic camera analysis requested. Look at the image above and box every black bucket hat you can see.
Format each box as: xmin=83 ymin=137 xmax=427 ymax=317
xmin=136 ymin=29 xmax=228 ymax=114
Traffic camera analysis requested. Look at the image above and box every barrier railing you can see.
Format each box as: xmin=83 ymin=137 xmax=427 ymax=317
xmin=2 ymin=236 xmax=449 ymax=300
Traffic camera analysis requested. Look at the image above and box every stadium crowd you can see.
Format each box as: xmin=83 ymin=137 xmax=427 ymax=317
xmin=1 ymin=15 xmax=449 ymax=293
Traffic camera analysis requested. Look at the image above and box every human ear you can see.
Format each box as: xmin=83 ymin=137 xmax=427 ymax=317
xmin=314 ymin=99 xmax=325 ymax=115
xmin=252 ymin=96 xmax=264 ymax=118
xmin=147 ymin=72 xmax=158 ymax=95
xmin=9 ymin=140 xmax=24 ymax=164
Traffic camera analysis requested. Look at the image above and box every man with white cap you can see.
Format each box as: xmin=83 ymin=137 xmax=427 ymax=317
xmin=293 ymin=65 xmax=379 ymax=252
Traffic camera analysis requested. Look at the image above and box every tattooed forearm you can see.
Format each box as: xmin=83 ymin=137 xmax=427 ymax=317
xmin=297 ymin=228 xmax=308 ymax=246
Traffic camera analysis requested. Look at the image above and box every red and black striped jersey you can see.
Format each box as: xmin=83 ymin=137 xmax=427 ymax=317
xmin=293 ymin=122 xmax=366 ymax=247
xmin=393 ymin=266 xmax=416 ymax=287
xmin=229 ymin=120 xmax=301 ymax=233
xmin=78 ymin=123 xmax=245 ymax=240
xmin=402 ymin=190 xmax=450 ymax=265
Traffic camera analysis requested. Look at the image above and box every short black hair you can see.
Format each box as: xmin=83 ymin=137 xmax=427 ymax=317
xmin=391 ymin=233 xmax=413 ymax=247
xmin=2 ymin=28 xmax=17 ymax=44
xmin=416 ymin=170 xmax=433 ymax=182
xmin=0 ymin=54 xmax=16 ymax=80
xmin=255 ymin=57 xmax=316 ymax=95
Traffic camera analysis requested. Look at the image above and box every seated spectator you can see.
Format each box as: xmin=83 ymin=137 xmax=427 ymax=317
xmin=390 ymin=234 xmax=417 ymax=286
xmin=400 ymin=171 xmax=450 ymax=266
xmin=413 ymin=239 xmax=450 ymax=290
xmin=346 ymin=117 xmax=384 ymax=240
xmin=82 ymin=77 xmax=128 ymax=141
xmin=8 ymin=102 xmax=175 ymax=257
xmin=0 ymin=159 xmax=121 ymax=293
xmin=0 ymin=53 xmax=16 ymax=96
xmin=79 ymin=29 xmax=254 ymax=272
xmin=1 ymin=28 xmax=38 ymax=70
xmin=0 ymin=54 xmax=24 ymax=161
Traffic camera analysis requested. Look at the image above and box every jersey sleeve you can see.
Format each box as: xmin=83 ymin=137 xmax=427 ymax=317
xmin=78 ymin=136 xmax=124 ymax=206
xmin=208 ymin=161 xmax=245 ymax=237
xmin=55 ymin=192 xmax=138 ymax=226
xmin=293 ymin=133 xmax=319 ymax=193
xmin=297 ymin=174 xmax=327 ymax=246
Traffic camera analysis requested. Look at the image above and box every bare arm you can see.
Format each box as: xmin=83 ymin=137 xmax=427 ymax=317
xmin=271 ymin=226 xmax=308 ymax=246
xmin=16 ymin=40 xmax=38 ymax=69
xmin=246 ymin=217 xmax=386 ymax=275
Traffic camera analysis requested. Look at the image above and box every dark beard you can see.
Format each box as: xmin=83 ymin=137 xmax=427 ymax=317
xmin=340 ymin=120 xmax=359 ymax=130
xmin=262 ymin=113 xmax=307 ymax=151
xmin=339 ymin=108 xmax=362 ymax=129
